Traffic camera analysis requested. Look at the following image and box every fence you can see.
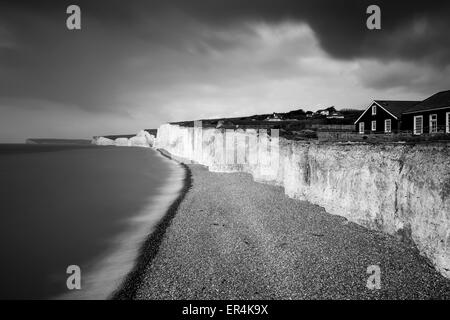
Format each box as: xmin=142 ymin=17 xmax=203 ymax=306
xmin=311 ymin=124 xmax=355 ymax=131
xmin=317 ymin=130 xmax=450 ymax=143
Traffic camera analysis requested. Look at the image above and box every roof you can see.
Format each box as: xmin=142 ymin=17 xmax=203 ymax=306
xmin=354 ymin=100 xmax=420 ymax=124
xmin=403 ymin=90 xmax=450 ymax=114
xmin=373 ymin=100 xmax=420 ymax=118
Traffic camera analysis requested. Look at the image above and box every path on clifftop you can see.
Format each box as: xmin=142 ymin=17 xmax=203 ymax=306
xmin=135 ymin=165 xmax=450 ymax=299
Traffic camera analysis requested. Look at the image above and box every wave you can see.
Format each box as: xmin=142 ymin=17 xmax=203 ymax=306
xmin=58 ymin=151 xmax=185 ymax=300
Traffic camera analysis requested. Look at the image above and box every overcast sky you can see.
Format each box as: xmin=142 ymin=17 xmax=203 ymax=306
xmin=1 ymin=0 xmax=450 ymax=141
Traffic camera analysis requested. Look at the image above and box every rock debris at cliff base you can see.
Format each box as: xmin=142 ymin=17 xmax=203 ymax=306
xmin=135 ymin=165 xmax=450 ymax=299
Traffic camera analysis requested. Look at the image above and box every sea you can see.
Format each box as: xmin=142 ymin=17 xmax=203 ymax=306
xmin=0 ymin=144 xmax=184 ymax=299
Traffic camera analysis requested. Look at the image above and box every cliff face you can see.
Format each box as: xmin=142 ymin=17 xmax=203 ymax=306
xmin=92 ymin=130 xmax=155 ymax=148
xmin=282 ymin=142 xmax=450 ymax=279
xmin=155 ymin=123 xmax=450 ymax=279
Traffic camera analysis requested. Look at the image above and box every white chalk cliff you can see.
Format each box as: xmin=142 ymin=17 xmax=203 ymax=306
xmin=91 ymin=136 xmax=115 ymax=146
xmin=155 ymin=123 xmax=450 ymax=279
xmin=92 ymin=130 xmax=156 ymax=148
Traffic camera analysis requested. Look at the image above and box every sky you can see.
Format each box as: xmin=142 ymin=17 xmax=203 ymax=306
xmin=1 ymin=0 xmax=450 ymax=142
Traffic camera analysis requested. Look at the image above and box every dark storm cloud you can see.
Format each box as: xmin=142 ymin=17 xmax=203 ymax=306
xmin=145 ymin=0 xmax=450 ymax=65
xmin=4 ymin=0 xmax=450 ymax=60
xmin=1 ymin=0 xmax=450 ymax=141
xmin=108 ymin=0 xmax=450 ymax=64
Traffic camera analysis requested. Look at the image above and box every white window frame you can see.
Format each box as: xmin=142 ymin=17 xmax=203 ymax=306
xmin=414 ymin=115 xmax=423 ymax=135
xmin=384 ymin=119 xmax=392 ymax=133
xmin=372 ymin=105 xmax=377 ymax=115
xmin=359 ymin=122 xmax=365 ymax=134
xmin=371 ymin=120 xmax=376 ymax=131
xmin=446 ymin=112 xmax=450 ymax=134
xmin=429 ymin=114 xmax=437 ymax=134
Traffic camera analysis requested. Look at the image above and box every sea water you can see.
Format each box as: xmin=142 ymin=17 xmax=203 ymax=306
xmin=0 ymin=144 xmax=184 ymax=299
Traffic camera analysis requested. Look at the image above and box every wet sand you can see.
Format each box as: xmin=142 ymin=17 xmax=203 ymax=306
xmin=127 ymin=164 xmax=450 ymax=299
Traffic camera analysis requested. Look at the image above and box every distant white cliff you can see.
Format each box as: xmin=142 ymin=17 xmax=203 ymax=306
xmin=92 ymin=130 xmax=155 ymax=148
xmin=93 ymin=137 xmax=115 ymax=146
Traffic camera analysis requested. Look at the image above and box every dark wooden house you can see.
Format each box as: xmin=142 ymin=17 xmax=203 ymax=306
xmin=354 ymin=100 xmax=420 ymax=134
xmin=401 ymin=90 xmax=450 ymax=135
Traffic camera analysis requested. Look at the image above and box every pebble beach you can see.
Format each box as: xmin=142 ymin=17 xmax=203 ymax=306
xmin=116 ymin=164 xmax=450 ymax=300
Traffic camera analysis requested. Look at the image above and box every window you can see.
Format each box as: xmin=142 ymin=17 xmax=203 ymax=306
xmin=414 ymin=115 xmax=423 ymax=135
xmin=359 ymin=122 xmax=365 ymax=134
xmin=446 ymin=112 xmax=450 ymax=134
xmin=429 ymin=114 xmax=437 ymax=133
xmin=372 ymin=105 xmax=377 ymax=115
xmin=371 ymin=120 xmax=376 ymax=131
xmin=384 ymin=119 xmax=391 ymax=133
